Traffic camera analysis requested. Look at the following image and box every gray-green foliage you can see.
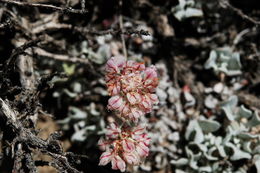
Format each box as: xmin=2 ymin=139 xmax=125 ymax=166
xmin=171 ymin=96 xmax=260 ymax=173
xmin=204 ymin=47 xmax=242 ymax=76
xmin=172 ymin=0 xmax=203 ymax=21
xmin=58 ymin=103 xmax=105 ymax=148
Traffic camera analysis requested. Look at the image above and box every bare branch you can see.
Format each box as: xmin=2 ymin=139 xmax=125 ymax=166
xmin=0 ymin=98 xmax=82 ymax=173
xmin=33 ymin=47 xmax=90 ymax=65
xmin=220 ymin=0 xmax=260 ymax=26
xmin=0 ymin=0 xmax=87 ymax=14
xmin=119 ymin=0 xmax=127 ymax=58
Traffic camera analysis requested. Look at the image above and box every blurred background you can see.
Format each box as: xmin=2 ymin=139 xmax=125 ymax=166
xmin=0 ymin=0 xmax=260 ymax=172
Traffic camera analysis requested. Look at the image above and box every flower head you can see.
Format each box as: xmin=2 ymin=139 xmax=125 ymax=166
xmin=105 ymin=56 xmax=159 ymax=122
xmin=98 ymin=123 xmax=150 ymax=172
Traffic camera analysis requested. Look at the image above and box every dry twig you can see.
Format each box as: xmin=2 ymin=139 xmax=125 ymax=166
xmin=0 ymin=0 xmax=87 ymax=14
xmin=33 ymin=47 xmax=90 ymax=65
xmin=0 ymin=98 xmax=81 ymax=173
xmin=220 ymin=0 xmax=260 ymax=26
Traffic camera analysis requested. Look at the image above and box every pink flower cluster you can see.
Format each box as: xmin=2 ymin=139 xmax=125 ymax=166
xmin=98 ymin=123 xmax=150 ymax=172
xmin=105 ymin=56 xmax=159 ymax=122
xmin=99 ymin=56 xmax=158 ymax=172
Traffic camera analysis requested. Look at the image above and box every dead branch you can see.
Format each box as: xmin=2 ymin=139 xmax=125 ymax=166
xmin=0 ymin=19 xmax=12 ymax=29
xmin=33 ymin=47 xmax=90 ymax=65
xmin=220 ymin=0 xmax=260 ymax=26
xmin=0 ymin=98 xmax=82 ymax=173
xmin=119 ymin=0 xmax=127 ymax=58
xmin=7 ymin=36 xmax=44 ymax=67
xmin=0 ymin=0 xmax=87 ymax=14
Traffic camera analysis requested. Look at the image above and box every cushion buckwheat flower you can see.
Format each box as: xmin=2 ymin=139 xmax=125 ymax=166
xmin=98 ymin=123 xmax=150 ymax=172
xmin=105 ymin=56 xmax=159 ymax=122
xmin=99 ymin=57 xmax=158 ymax=172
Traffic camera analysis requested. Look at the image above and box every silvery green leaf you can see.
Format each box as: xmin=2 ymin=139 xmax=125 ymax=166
xmin=69 ymin=107 xmax=87 ymax=119
xmin=185 ymin=147 xmax=200 ymax=170
xmin=238 ymin=105 xmax=252 ymax=118
xmin=198 ymin=119 xmax=220 ymax=133
xmin=217 ymin=145 xmax=227 ymax=157
xmin=48 ymin=75 xmax=67 ymax=87
xmin=71 ymin=125 xmax=96 ymax=142
xmin=57 ymin=117 xmax=71 ymax=130
xmin=228 ymin=53 xmax=242 ymax=70
xmin=229 ymin=121 xmax=245 ymax=135
xmin=221 ymin=95 xmax=238 ymax=108
xmin=84 ymin=125 xmax=96 ymax=131
xmin=223 ymin=105 xmax=235 ymax=121
xmin=71 ymin=128 xmax=87 ymax=141
xmin=94 ymin=87 xmax=108 ymax=96
xmin=140 ymin=162 xmax=152 ymax=171
xmin=204 ymin=146 xmax=218 ymax=160
xmin=96 ymin=44 xmax=111 ymax=64
xmin=204 ymin=94 xmax=219 ymax=109
xmin=63 ymin=89 xmax=77 ymax=98
xmin=174 ymin=10 xmax=186 ymax=21
xmin=87 ymin=103 xmax=100 ymax=116
xmin=237 ymin=132 xmax=258 ymax=140
xmin=172 ymin=0 xmax=202 ymax=21
xmin=234 ymin=168 xmax=247 ymax=173
xmin=253 ymin=145 xmax=260 ymax=154
xmin=247 ymin=111 xmax=260 ymax=127
xmin=220 ymin=95 xmax=238 ymax=121
xmin=199 ymin=166 xmax=212 ymax=172
xmin=223 ymin=128 xmax=233 ymax=144
xmin=80 ymin=41 xmax=88 ymax=53
xmin=170 ymin=158 xmax=188 ymax=166
xmin=176 ymin=169 xmax=186 ymax=173
xmin=85 ymin=48 xmax=101 ymax=63
xmin=178 ymin=0 xmax=186 ymax=9
xmin=225 ymin=143 xmax=251 ymax=160
xmin=212 ymin=162 xmax=220 ymax=172
xmin=192 ymin=143 xmax=207 ymax=152
xmin=185 ymin=8 xmax=203 ymax=18
xmin=243 ymin=141 xmax=252 ymax=153
xmin=155 ymin=153 xmax=167 ymax=169
xmin=254 ymin=155 xmax=260 ymax=173
xmin=256 ymin=160 xmax=260 ymax=173
xmin=73 ymin=82 xmax=82 ymax=93
xmin=204 ymin=50 xmax=217 ymax=69
xmin=225 ymin=69 xmax=242 ymax=76
xmin=185 ymin=120 xmax=204 ymax=143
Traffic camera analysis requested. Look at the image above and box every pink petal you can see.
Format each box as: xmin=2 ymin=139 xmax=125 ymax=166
xmin=99 ymin=151 xmax=113 ymax=166
xmin=106 ymin=123 xmax=121 ymax=139
xmin=141 ymin=95 xmax=152 ymax=110
xmin=129 ymin=108 xmax=144 ymax=122
xmin=122 ymin=139 xmax=135 ymax=152
xmin=125 ymin=60 xmax=135 ymax=69
xmin=108 ymin=95 xmax=123 ymax=110
xmin=98 ymin=138 xmax=110 ymax=151
xmin=113 ymin=55 xmax=126 ymax=68
xmin=144 ymin=66 xmax=157 ymax=81
xmin=149 ymin=94 xmax=159 ymax=104
xmin=111 ymin=155 xmax=126 ymax=172
xmin=106 ymin=56 xmax=126 ymax=73
xmin=119 ymin=102 xmax=130 ymax=115
xmin=136 ymin=142 xmax=149 ymax=157
xmin=143 ymin=66 xmax=158 ymax=91
xmin=106 ymin=59 xmax=119 ymax=73
xmin=126 ymin=92 xmax=141 ymax=105
xmin=107 ymin=81 xmax=121 ymax=96
xmin=134 ymin=62 xmax=145 ymax=71
xmin=132 ymin=124 xmax=146 ymax=136
xmin=133 ymin=62 xmax=145 ymax=71
xmin=123 ymin=152 xmax=140 ymax=165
